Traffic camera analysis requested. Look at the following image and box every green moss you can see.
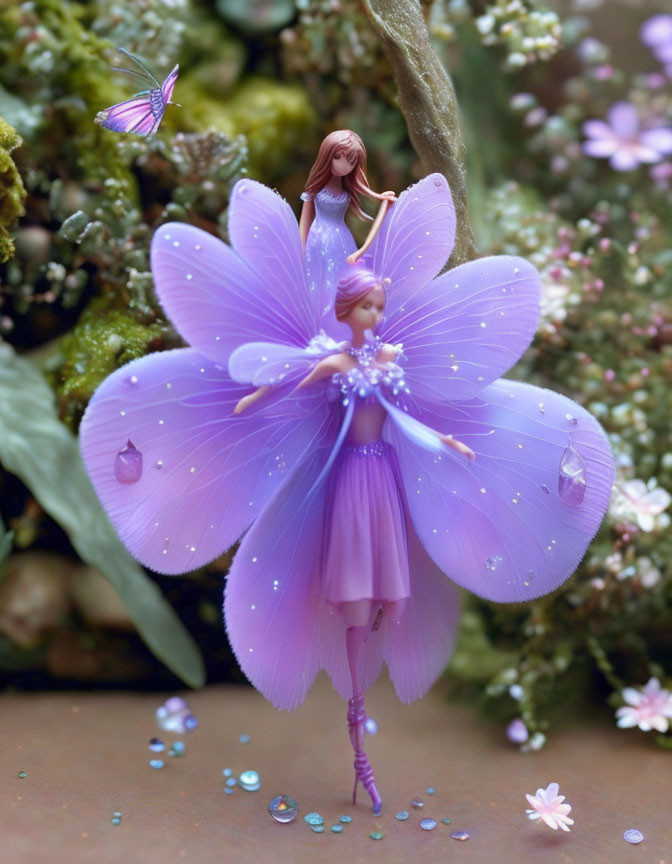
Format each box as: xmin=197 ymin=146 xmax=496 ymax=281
xmin=0 ymin=115 xmax=26 ymax=263
xmin=56 ymin=295 xmax=164 ymax=429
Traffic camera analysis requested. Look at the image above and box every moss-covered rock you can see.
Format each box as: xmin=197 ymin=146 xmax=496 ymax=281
xmin=0 ymin=116 xmax=26 ymax=263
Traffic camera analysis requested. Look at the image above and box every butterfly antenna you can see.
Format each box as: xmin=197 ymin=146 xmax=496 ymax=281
xmin=109 ymin=65 xmax=154 ymax=84
xmin=115 ymin=47 xmax=161 ymax=89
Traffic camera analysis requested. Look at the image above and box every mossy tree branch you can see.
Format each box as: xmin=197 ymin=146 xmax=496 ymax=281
xmin=362 ymin=0 xmax=479 ymax=266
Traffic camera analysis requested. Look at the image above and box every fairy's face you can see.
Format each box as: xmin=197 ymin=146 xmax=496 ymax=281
xmin=346 ymin=284 xmax=386 ymax=333
xmin=331 ymin=148 xmax=358 ymax=177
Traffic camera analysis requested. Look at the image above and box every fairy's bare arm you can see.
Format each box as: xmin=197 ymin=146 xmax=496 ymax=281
xmin=347 ymin=198 xmax=390 ymax=265
xmin=234 ymin=385 xmax=270 ymax=415
xmin=296 ymin=354 xmax=348 ymax=389
xmin=299 ymin=198 xmax=315 ymax=249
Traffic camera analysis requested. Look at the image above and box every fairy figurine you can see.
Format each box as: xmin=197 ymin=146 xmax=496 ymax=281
xmin=299 ymin=130 xmax=396 ymax=318
xmin=79 ymin=174 xmax=614 ymax=814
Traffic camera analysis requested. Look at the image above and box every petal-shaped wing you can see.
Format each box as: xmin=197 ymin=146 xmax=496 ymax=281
xmin=368 ymin=173 xmax=456 ymax=319
xmin=228 ymin=179 xmax=320 ymax=338
xmin=80 ymin=348 xmax=333 ymax=575
xmin=95 ymin=96 xmax=155 ymax=135
xmin=382 ymin=256 xmax=541 ymax=403
xmin=151 ymin=221 xmax=313 ymax=364
xmin=385 ymin=379 xmax=614 ymax=602
xmin=161 ymin=64 xmax=179 ymax=103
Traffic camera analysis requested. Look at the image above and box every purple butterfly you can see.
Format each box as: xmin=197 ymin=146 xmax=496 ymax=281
xmin=95 ymin=47 xmax=179 ymax=137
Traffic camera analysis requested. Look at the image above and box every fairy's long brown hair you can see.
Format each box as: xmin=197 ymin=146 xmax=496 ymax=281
xmin=303 ymin=130 xmax=376 ymax=220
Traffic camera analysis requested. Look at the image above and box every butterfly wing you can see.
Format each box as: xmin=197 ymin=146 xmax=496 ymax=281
xmin=95 ymin=93 xmax=159 ymax=136
xmin=161 ymin=64 xmax=179 ymax=104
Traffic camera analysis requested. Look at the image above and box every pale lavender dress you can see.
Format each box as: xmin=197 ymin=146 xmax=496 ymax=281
xmin=301 ymin=188 xmax=357 ymax=316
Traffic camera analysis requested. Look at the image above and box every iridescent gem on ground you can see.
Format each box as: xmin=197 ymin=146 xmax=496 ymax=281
xmin=369 ymin=832 xmax=384 ymax=840
xmin=156 ymin=697 xmax=198 ymax=735
xmin=239 ymin=734 xmax=251 ymax=744
xmin=395 ymin=811 xmax=410 ymax=821
xmin=304 ymin=812 xmax=324 ymax=826
xmin=17 ymin=771 xmax=27 ymax=779
xmin=339 ymin=815 xmax=352 ymax=823
xmin=149 ymin=759 xmax=164 ymax=769
xmin=623 ymin=829 xmax=644 ymax=844
xmin=239 ymin=770 xmax=261 ymax=791
xmin=225 ymin=778 xmax=237 ymax=787
xmin=426 ymin=787 xmax=436 ymax=795
xmin=410 ymin=798 xmax=424 ymax=808
xmin=441 ymin=817 xmax=452 ymax=825
xmin=421 ymin=819 xmax=437 ymax=831
xmin=451 ymin=830 xmax=470 ymax=841
xmin=169 ymin=741 xmax=185 ymax=757
xmin=330 ymin=825 xmax=344 ymax=833
xmin=311 ymin=825 xmax=324 ymax=833
xmin=268 ymin=794 xmax=298 ymax=823
xmin=148 ymin=738 xmax=165 ymax=752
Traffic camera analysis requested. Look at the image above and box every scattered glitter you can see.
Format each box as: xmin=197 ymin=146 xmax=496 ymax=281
xmin=426 ymin=787 xmax=436 ymax=795
xmin=623 ymin=829 xmax=644 ymax=845
xmin=451 ymin=830 xmax=470 ymax=841
xmin=304 ymin=813 xmax=324 ymax=826
xmin=421 ymin=819 xmax=437 ymax=831
xmin=268 ymin=794 xmax=298 ymax=823
xmin=239 ymin=734 xmax=251 ymax=744
xmin=396 ymin=811 xmax=410 ymax=821
xmin=225 ymin=778 xmax=237 ymax=787
xmin=311 ymin=825 xmax=325 ymax=833
xmin=222 ymin=768 xmax=233 ymax=777
xmin=17 ymin=771 xmax=27 ymax=779
xmin=149 ymin=759 xmax=164 ymax=770
xmin=148 ymin=738 xmax=165 ymax=753
xmin=239 ymin=770 xmax=261 ymax=791
xmin=369 ymin=832 xmax=384 ymax=840
xmin=410 ymin=798 xmax=424 ymax=809
xmin=330 ymin=825 xmax=344 ymax=833
xmin=441 ymin=817 xmax=452 ymax=825
xmin=340 ymin=815 xmax=352 ymax=823
xmin=365 ymin=717 xmax=378 ymax=735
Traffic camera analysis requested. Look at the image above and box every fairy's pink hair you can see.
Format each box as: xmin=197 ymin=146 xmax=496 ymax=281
xmin=335 ymin=266 xmax=387 ymax=322
xmin=304 ymin=130 xmax=376 ymax=220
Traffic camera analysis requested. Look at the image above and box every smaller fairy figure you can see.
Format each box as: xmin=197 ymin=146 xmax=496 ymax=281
xmin=299 ymin=130 xmax=396 ymax=316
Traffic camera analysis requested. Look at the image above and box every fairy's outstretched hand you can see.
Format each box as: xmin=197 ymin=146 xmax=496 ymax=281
xmin=440 ymin=434 xmax=476 ymax=461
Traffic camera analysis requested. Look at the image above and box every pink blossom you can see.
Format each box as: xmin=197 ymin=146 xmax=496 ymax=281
xmin=610 ymin=479 xmax=671 ymax=532
xmin=582 ymin=102 xmax=672 ymax=171
xmin=616 ymin=678 xmax=672 ymax=733
xmin=525 ymin=783 xmax=574 ymax=831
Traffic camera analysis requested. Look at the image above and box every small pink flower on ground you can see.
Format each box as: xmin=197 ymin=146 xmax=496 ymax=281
xmin=616 ymin=678 xmax=672 ymax=733
xmin=582 ymin=102 xmax=672 ymax=171
xmin=525 ymin=783 xmax=574 ymax=831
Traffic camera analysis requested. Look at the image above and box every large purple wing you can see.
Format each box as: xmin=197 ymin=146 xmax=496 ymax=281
xmin=227 ymin=179 xmax=321 ymax=338
xmin=367 ymin=173 xmax=456 ymax=321
xmin=95 ymin=94 xmax=160 ymax=136
xmin=151 ymin=220 xmax=315 ymax=366
xmin=79 ymin=348 xmax=334 ymax=575
xmin=161 ymin=64 xmax=179 ymax=104
xmin=385 ymin=379 xmax=614 ymax=603
xmin=381 ymin=256 xmax=541 ymax=403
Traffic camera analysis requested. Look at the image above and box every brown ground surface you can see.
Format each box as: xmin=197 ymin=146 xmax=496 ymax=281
xmin=1 ymin=674 xmax=670 ymax=864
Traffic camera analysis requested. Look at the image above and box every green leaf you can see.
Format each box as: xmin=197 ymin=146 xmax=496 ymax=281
xmin=0 ymin=342 xmax=205 ymax=687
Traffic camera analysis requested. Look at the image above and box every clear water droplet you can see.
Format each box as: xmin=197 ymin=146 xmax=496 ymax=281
xmin=623 ymin=828 xmax=644 ymax=845
xmin=268 ymin=794 xmax=298 ymax=823
xmin=114 ymin=440 xmax=143 ymax=483
xmin=17 ymin=771 xmax=27 ymax=779
xmin=541 ymin=483 xmax=550 ymax=494
xmin=558 ymin=444 xmax=587 ymax=506
xmin=148 ymin=737 xmax=164 ymax=753
xmin=340 ymin=815 xmax=352 ymax=823
xmin=112 ymin=816 xmax=122 ymax=825
xmin=451 ymin=830 xmax=470 ymax=841
xmin=330 ymin=825 xmax=343 ymax=833
xmin=304 ymin=812 xmax=324 ymax=826
xmin=149 ymin=759 xmax=164 ymax=769
xmin=421 ymin=819 xmax=437 ymax=831
xmin=524 ymin=570 xmax=536 ymax=587
xmin=311 ymin=825 xmax=325 ymax=833
xmin=426 ymin=787 xmax=436 ymax=795
xmin=369 ymin=832 xmax=384 ymax=840
xmin=410 ymin=798 xmax=424 ymax=809
xmin=239 ymin=770 xmax=261 ymax=791
xmin=485 ymin=555 xmax=503 ymax=572
xmin=441 ymin=817 xmax=452 ymax=825
xmin=222 ymin=768 xmax=232 ymax=777
xmin=239 ymin=733 xmax=251 ymax=744
xmin=225 ymin=788 xmax=234 ymax=795
xmin=225 ymin=778 xmax=237 ymax=787
xmin=396 ymin=811 xmax=410 ymax=821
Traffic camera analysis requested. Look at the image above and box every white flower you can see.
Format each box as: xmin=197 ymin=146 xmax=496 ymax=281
xmin=525 ymin=782 xmax=574 ymax=831
xmin=616 ymin=678 xmax=672 ymax=733
xmin=610 ymin=479 xmax=671 ymax=531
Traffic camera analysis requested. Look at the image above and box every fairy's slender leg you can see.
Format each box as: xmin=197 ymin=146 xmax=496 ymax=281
xmin=345 ymin=616 xmax=382 ymax=815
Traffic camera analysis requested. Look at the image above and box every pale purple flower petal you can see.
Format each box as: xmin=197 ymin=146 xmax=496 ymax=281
xmin=641 ymin=14 xmax=672 ymax=48
xmin=607 ymin=102 xmax=639 ymax=137
xmin=641 ymin=127 xmax=672 ymax=155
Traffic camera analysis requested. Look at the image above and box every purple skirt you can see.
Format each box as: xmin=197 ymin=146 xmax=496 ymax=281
xmin=321 ymin=440 xmax=410 ymax=604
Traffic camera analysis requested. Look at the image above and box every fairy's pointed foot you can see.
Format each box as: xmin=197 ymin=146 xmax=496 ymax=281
xmin=354 ymin=750 xmax=382 ymax=814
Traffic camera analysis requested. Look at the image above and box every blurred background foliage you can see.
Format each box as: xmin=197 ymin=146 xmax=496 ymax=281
xmin=0 ymin=0 xmax=670 ymax=749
